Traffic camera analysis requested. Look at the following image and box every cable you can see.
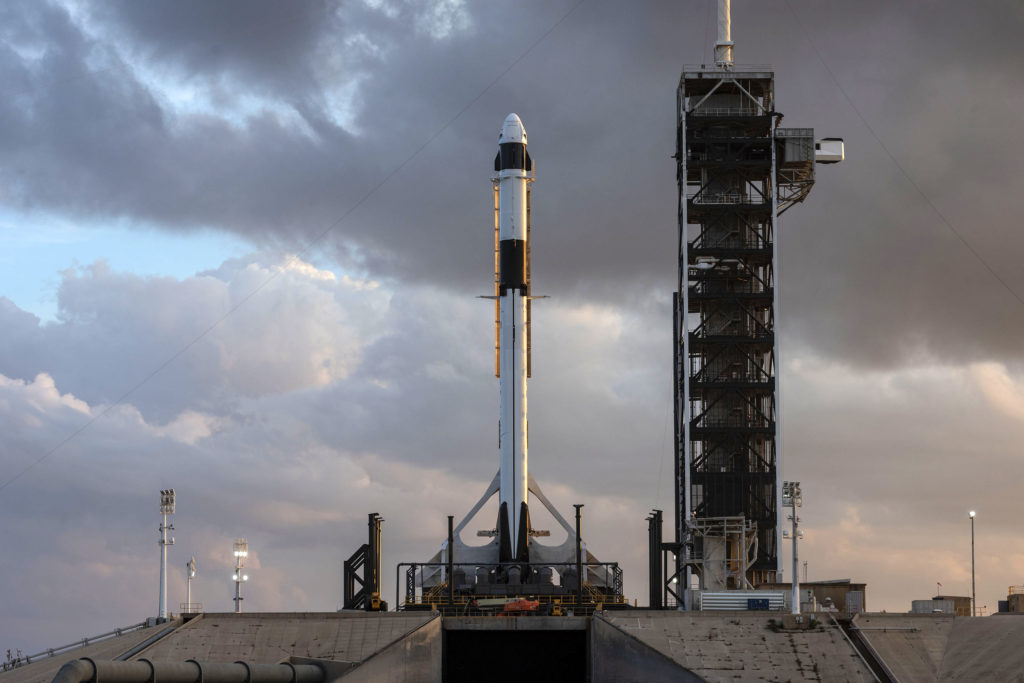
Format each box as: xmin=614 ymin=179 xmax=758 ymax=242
xmin=0 ymin=0 xmax=588 ymax=495
xmin=782 ymin=0 xmax=1024 ymax=310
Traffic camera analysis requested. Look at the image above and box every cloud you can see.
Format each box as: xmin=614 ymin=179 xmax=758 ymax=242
xmin=0 ymin=254 xmax=390 ymax=419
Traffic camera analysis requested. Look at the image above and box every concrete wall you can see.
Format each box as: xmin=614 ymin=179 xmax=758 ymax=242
xmin=338 ymin=618 xmax=440 ymax=683
xmin=589 ymin=616 xmax=701 ymax=683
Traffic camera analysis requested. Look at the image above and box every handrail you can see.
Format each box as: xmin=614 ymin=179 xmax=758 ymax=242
xmin=2 ymin=622 xmax=150 ymax=670
xmin=688 ymin=108 xmax=764 ymax=117
xmin=682 ymin=64 xmax=774 ymax=72
xmin=688 ymin=193 xmax=768 ymax=205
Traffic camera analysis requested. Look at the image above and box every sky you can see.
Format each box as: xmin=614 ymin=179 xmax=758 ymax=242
xmin=2 ymin=0 xmax=1024 ymax=653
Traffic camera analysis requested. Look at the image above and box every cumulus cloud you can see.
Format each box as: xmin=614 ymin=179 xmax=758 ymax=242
xmin=0 ymin=254 xmax=389 ymax=419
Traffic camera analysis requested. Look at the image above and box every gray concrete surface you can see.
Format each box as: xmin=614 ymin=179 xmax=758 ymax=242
xmin=603 ymin=610 xmax=874 ymax=682
xmin=855 ymin=612 xmax=1024 ymax=682
xmin=852 ymin=613 xmax=952 ymax=682
xmin=0 ymin=622 xmax=180 ymax=683
xmin=132 ymin=613 xmax=436 ymax=664
xmin=337 ymin=617 xmax=440 ymax=682
xmin=590 ymin=615 xmax=702 ymax=683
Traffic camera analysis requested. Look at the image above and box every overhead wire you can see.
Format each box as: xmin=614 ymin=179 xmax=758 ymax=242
xmin=782 ymin=0 xmax=1024 ymax=309
xmin=0 ymin=0 xmax=588 ymax=495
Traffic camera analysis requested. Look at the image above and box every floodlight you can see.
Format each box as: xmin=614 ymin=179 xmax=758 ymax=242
xmin=242 ymin=575 xmax=249 ymax=581
xmin=233 ymin=574 xmax=239 ymax=580
xmin=159 ymin=489 xmax=176 ymax=515
xmin=969 ymin=510 xmax=976 ymax=518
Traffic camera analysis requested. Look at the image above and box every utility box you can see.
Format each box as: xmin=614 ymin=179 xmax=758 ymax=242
xmin=815 ymin=138 xmax=844 ymax=163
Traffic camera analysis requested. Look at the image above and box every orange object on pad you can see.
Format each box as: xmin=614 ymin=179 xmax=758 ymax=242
xmin=499 ymin=598 xmax=540 ymax=616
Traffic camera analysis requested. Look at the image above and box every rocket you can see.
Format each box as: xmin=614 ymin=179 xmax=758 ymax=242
xmin=492 ymin=113 xmax=534 ymax=563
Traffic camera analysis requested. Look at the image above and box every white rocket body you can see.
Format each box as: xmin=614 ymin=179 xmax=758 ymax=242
xmin=495 ymin=113 xmax=532 ymax=561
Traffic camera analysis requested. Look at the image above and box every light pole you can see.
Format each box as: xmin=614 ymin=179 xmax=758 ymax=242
xmin=782 ymin=481 xmax=802 ymax=615
xmin=233 ymin=538 xmax=249 ymax=613
xmin=186 ymin=555 xmax=196 ymax=612
xmin=969 ymin=510 xmax=976 ymax=617
xmin=158 ymin=490 xmax=175 ymax=621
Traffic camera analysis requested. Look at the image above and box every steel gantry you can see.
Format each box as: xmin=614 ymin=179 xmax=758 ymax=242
xmin=673 ymin=59 xmax=827 ymax=602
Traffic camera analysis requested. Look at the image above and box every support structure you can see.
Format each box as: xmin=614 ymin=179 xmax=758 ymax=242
xmin=647 ymin=510 xmax=664 ymax=609
xmin=673 ymin=0 xmax=840 ymax=604
xmin=343 ymin=513 xmax=385 ymax=611
xmin=158 ymin=490 xmax=175 ymax=621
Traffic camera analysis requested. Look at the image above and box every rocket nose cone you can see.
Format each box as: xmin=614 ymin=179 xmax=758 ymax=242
xmin=499 ymin=113 xmax=527 ymax=145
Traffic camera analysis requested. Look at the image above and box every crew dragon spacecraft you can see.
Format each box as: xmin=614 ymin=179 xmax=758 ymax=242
xmin=415 ymin=115 xmax=619 ymax=600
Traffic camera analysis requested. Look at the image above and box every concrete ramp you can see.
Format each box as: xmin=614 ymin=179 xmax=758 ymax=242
xmin=603 ymin=610 xmax=874 ymax=682
xmin=590 ymin=615 xmax=703 ymax=682
xmin=132 ymin=613 xmax=436 ymax=665
xmin=938 ymin=615 xmax=1024 ymax=680
xmin=851 ymin=613 xmax=952 ymax=682
xmin=0 ymin=622 xmax=181 ymax=683
xmin=335 ymin=617 xmax=440 ymax=682
xmin=852 ymin=613 xmax=1024 ymax=682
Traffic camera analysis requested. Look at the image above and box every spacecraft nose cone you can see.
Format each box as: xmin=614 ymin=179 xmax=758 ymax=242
xmin=499 ymin=113 xmax=527 ymax=145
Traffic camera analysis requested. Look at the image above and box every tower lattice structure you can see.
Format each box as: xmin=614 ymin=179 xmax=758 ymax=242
xmin=674 ymin=64 xmax=816 ymax=590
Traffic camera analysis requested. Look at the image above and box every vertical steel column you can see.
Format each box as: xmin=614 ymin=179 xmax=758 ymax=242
xmin=648 ymin=510 xmax=663 ymax=609
xmin=771 ymin=119 xmax=784 ymax=580
xmin=970 ymin=511 xmax=976 ymax=617
xmin=676 ymin=80 xmax=692 ymax=612
xmin=574 ymin=504 xmax=584 ymax=602
xmin=447 ymin=515 xmax=455 ymax=604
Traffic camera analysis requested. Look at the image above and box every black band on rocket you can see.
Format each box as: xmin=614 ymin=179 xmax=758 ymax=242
xmin=497 ymin=143 xmax=532 ymax=171
xmin=499 ymin=239 xmax=527 ymax=293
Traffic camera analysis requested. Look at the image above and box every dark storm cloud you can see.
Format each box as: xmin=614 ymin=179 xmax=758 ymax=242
xmin=3 ymin=1 xmax=1023 ymax=368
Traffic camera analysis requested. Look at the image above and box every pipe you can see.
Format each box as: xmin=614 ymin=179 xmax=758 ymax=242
xmin=52 ymin=658 xmax=324 ymax=683
xmin=574 ymin=504 xmax=584 ymax=603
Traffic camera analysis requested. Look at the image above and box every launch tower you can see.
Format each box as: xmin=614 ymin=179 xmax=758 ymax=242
xmin=672 ymin=0 xmax=841 ymax=600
